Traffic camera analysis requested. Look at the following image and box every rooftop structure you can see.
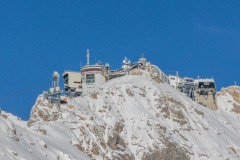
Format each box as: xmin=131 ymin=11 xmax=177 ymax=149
xmin=193 ymin=78 xmax=217 ymax=110
xmin=169 ymin=73 xmax=181 ymax=89
xmin=181 ymin=77 xmax=195 ymax=98
xmin=59 ymin=52 xmax=171 ymax=97
xmin=169 ymin=71 xmax=217 ymax=109
xmin=44 ymin=71 xmax=62 ymax=103
xmin=62 ymin=71 xmax=82 ymax=97
xmin=42 ymin=50 xmax=217 ymax=110
xmin=81 ymin=64 xmax=108 ymax=95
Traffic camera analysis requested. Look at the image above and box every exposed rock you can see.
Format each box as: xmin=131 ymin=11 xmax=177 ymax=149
xmin=38 ymin=129 xmax=47 ymax=135
xmin=19 ymin=76 xmax=240 ymax=159
xmin=115 ymin=121 xmax=124 ymax=133
xmin=2 ymin=114 xmax=8 ymax=119
xmin=156 ymin=95 xmax=188 ymax=125
xmin=142 ymin=141 xmax=190 ymax=160
xmin=107 ymin=132 xmax=127 ymax=150
xmin=232 ymin=103 xmax=240 ymax=114
xmin=91 ymin=143 xmax=100 ymax=155
xmin=229 ymin=147 xmax=237 ymax=154
xmin=74 ymin=144 xmax=85 ymax=152
xmin=126 ymin=88 xmax=134 ymax=97
xmin=118 ymin=153 xmax=135 ymax=160
xmin=220 ymin=86 xmax=240 ymax=103
xmin=28 ymin=103 xmax=60 ymax=126
xmin=194 ymin=108 xmax=204 ymax=116
xmin=90 ymin=92 xmax=98 ymax=99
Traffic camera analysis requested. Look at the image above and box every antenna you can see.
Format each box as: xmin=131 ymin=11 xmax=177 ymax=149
xmin=235 ymin=81 xmax=237 ymax=86
xmin=86 ymin=49 xmax=90 ymax=66
xmin=52 ymin=71 xmax=60 ymax=88
xmin=176 ymin=71 xmax=179 ymax=87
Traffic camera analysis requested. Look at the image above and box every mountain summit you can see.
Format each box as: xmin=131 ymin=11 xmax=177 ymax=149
xmin=1 ymin=76 xmax=240 ymax=160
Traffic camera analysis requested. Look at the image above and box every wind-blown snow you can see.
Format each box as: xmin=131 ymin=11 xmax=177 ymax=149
xmin=1 ymin=75 xmax=240 ymax=160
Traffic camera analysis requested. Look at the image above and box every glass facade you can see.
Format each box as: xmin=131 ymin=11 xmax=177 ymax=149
xmin=198 ymin=82 xmax=215 ymax=89
xmin=86 ymin=74 xmax=95 ymax=84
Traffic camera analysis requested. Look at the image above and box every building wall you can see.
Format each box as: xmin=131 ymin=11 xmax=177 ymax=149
xmin=194 ymin=92 xmax=217 ymax=110
xmin=169 ymin=76 xmax=177 ymax=88
xmin=63 ymin=72 xmax=82 ymax=91
xmin=169 ymin=75 xmax=181 ymax=89
xmin=68 ymin=73 xmax=82 ymax=89
xmin=82 ymin=73 xmax=106 ymax=95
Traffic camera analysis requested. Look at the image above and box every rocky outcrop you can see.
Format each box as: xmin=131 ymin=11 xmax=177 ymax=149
xmin=24 ymin=76 xmax=240 ymax=159
xmin=218 ymin=86 xmax=240 ymax=114
xmin=28 ymin=96 xmax=60 ymax=126
xmin=219 ymin=86 xmax=240 ymax=103
xmin=142 ymin=143 xmax=190 ymax=160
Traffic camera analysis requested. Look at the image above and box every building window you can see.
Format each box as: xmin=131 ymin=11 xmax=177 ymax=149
xmin=198 ymin=82 xmax=215 ymax=89
xmin=74 ymin=81 xmax=81 ymax=84
xmin=63 ymin=74 xmax=69 ymax=83
xmin=86 ymin=74 xmax=95 ymax=84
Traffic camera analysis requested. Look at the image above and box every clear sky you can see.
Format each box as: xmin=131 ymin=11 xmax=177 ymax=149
xmin=0 ymin=0 xmax=239 ymax=120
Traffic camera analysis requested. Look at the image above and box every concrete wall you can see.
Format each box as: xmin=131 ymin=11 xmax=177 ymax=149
xmin=194 ymin=92 xmax=217 ymax=110
xmin=63 ymin=72 xmax=82 ymax=93
xmin=82 ymin=73 xmax=106 ymax=95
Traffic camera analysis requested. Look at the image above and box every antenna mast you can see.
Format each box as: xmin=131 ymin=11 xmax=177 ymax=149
xmin=52 ymin=71 xmax=60 ymax=89
xmin=176 ymin=71 xmax=179 ymax=87
xmin=86 ymin=49 xmax=90 ymax=66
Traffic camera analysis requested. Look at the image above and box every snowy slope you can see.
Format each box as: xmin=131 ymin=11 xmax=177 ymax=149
xmin=0 ymin=111 xmax=90 ymax=160
xmin=1 ymin=75 xmax=240 ymax=160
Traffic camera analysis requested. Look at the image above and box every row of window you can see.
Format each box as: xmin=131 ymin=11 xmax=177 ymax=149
xmin=86 ymin=74 xmax=95 ymax=84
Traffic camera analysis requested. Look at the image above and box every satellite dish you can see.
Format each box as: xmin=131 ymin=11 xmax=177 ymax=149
xmin=53 ymin=71 xmax=60 ymax=79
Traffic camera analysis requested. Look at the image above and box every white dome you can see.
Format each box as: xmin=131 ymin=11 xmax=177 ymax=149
xmin=53 ymin=71 xmax=60 ymax=78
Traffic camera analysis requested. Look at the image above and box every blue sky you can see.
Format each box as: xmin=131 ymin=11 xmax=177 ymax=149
xmin=0 ymin=0 xmax=239 ymax=120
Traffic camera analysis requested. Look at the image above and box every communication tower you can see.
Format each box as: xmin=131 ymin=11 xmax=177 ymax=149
xmin=44 ymin=71 xmax=62 ymax=103
xmin=122 ymin=57 xmax=131 ymax=74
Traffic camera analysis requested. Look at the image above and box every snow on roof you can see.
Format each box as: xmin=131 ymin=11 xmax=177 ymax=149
xmin=194 ymin=78 xmax=215 ymax=83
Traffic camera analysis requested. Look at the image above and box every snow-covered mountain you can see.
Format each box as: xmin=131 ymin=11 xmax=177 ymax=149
xmin=0 ymin=112 xmax=89 ymax=159
xmin=1 ymin=76 xmax=240 ymax=160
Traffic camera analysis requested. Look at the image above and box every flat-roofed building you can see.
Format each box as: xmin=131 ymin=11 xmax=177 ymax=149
xmin=169 ymin=75 xmax=181 ymax=89
xmin=193 ymin=79 xmax=217 ymax=110
xmin=81 ymin=64 xmax=108 ymax=95
xmin=62 ymin=71 xmax=82 ymax=97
